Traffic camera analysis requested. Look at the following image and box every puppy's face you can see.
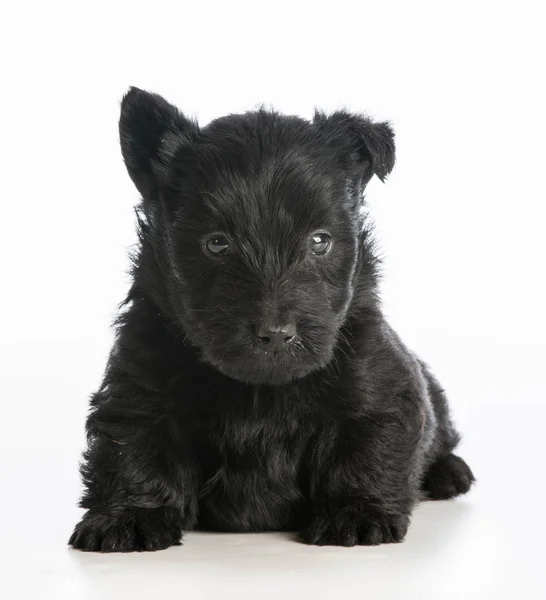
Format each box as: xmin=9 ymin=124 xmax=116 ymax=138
xmin=119 ymin=89 xmax=395 ymax=385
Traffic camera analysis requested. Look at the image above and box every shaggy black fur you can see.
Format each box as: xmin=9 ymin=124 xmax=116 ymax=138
xmin=69 ymin=88 xmax=474 ymax=552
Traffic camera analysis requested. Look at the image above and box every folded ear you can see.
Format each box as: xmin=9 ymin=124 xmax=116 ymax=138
xmin=314 ymin=110 xmax=395 ymax=189
xmin=119 ymin=87 xmax=198 ymax=198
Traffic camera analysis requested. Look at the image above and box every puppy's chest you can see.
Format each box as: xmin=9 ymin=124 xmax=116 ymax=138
xmin=204 ymin=415 xmax=308 ymax=487
xmin=197 ymin=412 xmax=310 ymax=531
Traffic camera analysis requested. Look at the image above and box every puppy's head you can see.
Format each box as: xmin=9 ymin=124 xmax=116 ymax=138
xmin=119 ymin=88 xmax=395 ymax=385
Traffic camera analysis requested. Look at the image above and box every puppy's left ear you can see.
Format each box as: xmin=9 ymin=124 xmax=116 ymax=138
xmin=314 ymin=110 xmax=395 ymax=189
xmin=119 ymin=87 xmax=198 ymax=198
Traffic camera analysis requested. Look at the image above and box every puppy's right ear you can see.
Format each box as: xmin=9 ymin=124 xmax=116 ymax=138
xmin=314 ymin=110 xmax=395 ymax=191
xmin=119 ymin=87 xmax=198 ymax=198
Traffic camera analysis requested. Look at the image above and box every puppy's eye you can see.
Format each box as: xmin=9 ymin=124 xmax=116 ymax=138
xmin=205 ymin=235 xmax=230 ymax=256
xmin=310 ymin=233 xmax=332 ymax=255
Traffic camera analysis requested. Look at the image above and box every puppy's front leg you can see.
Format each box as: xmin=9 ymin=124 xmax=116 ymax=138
xmin=303 ymin=399 xmax=425 ymax=547
xmin=69 ymin=391 xmax=199 ymax=553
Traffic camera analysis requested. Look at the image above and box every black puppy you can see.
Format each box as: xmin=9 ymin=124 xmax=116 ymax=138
xmin=69 ymin=88 xmax=474 ymax=552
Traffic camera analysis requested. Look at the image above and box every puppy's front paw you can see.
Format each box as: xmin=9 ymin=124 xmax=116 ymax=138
xmin=302 ymin=505 xmax=410 ymax=547
xmin=69 ymin=507 xmax=182 ymax=553
xmin=356 ymin=511 xmax=409 ymax=545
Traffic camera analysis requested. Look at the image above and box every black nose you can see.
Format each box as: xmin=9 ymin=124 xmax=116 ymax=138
xmin=257 ymin=324 xmax=296 ymax=352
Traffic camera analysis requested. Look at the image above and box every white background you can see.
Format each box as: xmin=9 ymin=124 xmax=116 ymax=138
xmin=1 ymin=1 xmax=545 ymax=598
